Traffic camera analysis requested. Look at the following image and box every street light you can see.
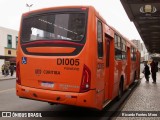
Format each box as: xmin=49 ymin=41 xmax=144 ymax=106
xmin=26 ymin=3 xmax=33 ymax=11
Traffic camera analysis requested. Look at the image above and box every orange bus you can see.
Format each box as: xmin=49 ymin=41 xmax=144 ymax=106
xmin=16 ymin=6 xmax=140 ymax=110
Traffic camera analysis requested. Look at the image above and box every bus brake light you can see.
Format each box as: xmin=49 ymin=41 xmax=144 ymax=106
xmin=80 ymin=65 xmax=91 ymax=92
xmin=16 ymin=62 xmax=21 ymax=85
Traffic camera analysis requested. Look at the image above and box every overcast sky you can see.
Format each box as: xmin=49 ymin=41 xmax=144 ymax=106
xmin=0 ymin=0 xmax=142 ymax=41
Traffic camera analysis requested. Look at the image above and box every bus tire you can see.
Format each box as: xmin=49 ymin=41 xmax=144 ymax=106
xmin=117 ymin=80 xmax=123 ymax=100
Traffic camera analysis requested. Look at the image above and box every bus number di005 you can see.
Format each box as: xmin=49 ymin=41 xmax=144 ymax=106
xmin=57 ymin=58 xmax=80 ymax=66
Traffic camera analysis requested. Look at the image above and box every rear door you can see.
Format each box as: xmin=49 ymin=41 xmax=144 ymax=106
xmin=104 ymin=34 xmax=111 ymax=100
xmin=96 ymin=20 xmax=105 ymax=93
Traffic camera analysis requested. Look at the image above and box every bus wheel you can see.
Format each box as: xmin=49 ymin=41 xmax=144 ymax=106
xmin=117 ymin=80 xmax=123 ymax=100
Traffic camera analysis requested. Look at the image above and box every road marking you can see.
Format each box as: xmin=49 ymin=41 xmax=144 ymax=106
xmin=0 ymin=88 xmax=15 ymax=93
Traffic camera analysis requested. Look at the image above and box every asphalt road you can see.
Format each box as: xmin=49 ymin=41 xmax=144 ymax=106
xmin=0 ymin=79 xmax=15 ymax=91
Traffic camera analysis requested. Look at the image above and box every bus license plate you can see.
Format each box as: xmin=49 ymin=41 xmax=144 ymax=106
xmin=41 ymin=82 xmax=54 ymax=88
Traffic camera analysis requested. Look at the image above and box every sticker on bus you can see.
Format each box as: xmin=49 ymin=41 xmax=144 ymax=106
xmin=22 ymin=57 xmax=27 ymax=64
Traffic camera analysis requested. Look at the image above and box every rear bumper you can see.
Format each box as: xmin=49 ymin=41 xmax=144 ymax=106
xmin=16 ymin=84 xmax=98 ymax=109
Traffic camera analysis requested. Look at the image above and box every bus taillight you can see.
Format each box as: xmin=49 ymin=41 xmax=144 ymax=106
xmin=16 ymin=62 xmax=21 ymax=85
xmin=80 ymin=65 xmax=91 ymax=93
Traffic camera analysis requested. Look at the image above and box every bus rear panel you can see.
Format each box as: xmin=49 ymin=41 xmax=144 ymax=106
xmin=16 ymin=6 xmax=140 ymax=110
xmin=16 ymin=6 xmax=99 ymax=109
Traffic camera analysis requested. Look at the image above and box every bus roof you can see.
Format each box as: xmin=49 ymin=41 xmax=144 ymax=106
xmin=23 ymin=6 xmax=91 ymax=16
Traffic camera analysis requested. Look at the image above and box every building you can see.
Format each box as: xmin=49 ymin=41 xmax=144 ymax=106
xmin=141 ymin=43 xmax=150 ymax=62
xmin=0 ymin=26 xmax=18 ymax=67
xmin=131 ymin=39 xmax=141 ymax=51
xmin=131 ymin=39 xmax=150 ymax=62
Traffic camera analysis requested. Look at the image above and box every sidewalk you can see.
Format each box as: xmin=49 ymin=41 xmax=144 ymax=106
xmin=0 ymin=72 xmax=16 ymax=81
xmin=140 ymin=73 xmax=144 ymax=79
xmin=116 ymin=71 xmax=160 ymax=119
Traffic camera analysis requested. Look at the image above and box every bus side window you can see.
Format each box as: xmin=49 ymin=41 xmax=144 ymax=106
xmin=114 ymin=34 xmax=122 ymax=60
xmin=97 ymin=20 xmax=103 ymax=58
xmin=131 ymin=47 xmax=136 ymax=61
xmin=115 ymin=48 xmax=122 ymax=60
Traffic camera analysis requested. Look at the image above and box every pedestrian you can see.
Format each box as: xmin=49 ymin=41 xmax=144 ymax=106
xmin=1 ymin=64 xmax=5 ymax=75
xmin=9 ymin=64 xmax=15 ymax=76
xmin=143 ymin=61 xmax=150 ymax=82
xmin=4 ymin=64 xmax=9 ymax=76
xmin=150 ymin=60 xmax=158 ymax=83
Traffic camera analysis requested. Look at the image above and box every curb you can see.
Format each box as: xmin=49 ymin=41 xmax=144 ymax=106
xmin=0 ymin=76 xmax=16 ymax=81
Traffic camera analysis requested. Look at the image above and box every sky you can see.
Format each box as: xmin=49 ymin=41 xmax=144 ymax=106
xmin=0 ymin=0 xmax=142 ymax=41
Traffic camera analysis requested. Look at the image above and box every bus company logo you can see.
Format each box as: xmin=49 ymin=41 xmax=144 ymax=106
xmin=35 ymin=69 xmax=42 ymax=75
xmin=140 ymin=5 xmax=157 ymax=14
xmin=2 ymin=112 xmax=11 ymax=117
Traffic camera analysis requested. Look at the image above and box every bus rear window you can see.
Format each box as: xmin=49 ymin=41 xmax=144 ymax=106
xmin=21 ymin=13 xmax=86 ymax=43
